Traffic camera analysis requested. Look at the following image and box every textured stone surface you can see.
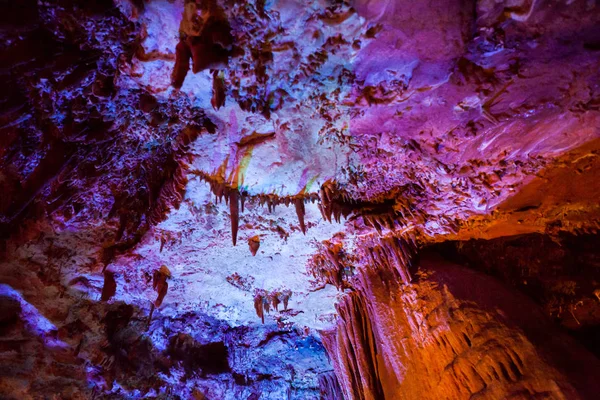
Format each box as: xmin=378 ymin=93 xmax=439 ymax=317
xmin=1 ymin=0 xmax=599 ymax=399
xmin=323 ymin=239 xmax=600 ymax=399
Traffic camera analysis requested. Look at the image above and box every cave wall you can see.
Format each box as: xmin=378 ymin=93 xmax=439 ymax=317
xmin=0 ymin=281 xmax=334 ymax=399
xmin=432 ymin=232 xmax=600 ymax=357
xmin=1 ymin=0 xmax=599 ymax=399
xmin=322 ymin=237 xmax=600 ymax=400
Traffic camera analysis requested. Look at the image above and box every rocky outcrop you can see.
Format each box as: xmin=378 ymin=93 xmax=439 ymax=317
xmin=0 ymin=282 xmax=334 ymax=399
xmin=322 ymin=237 xmax=600 ymax=399
xmin=432 ymin=231 xmax=600 ymax=358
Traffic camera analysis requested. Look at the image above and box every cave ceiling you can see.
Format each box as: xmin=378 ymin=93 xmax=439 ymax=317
xmin=1 ymin=0 xmax=599 ymax=399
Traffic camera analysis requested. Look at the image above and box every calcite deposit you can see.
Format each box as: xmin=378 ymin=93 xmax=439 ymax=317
xmin=1 ymin=0 xmax=599 ymax=399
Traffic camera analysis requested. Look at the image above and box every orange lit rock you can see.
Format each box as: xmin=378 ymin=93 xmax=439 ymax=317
xmin=152 ymin=265 xmax=171 ymax=307
xmin=248 ymin=235 xmax=260 ymax=256
xmin=323 ymin=242 xmax=600 ymax=400
xmin=1 ymin=0 xmax=600 ymax=398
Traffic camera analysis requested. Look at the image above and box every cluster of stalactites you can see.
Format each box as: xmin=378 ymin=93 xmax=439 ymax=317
xmin=253 ymin=288 xmax=292 ymax=324
xmin=307 ymin=240 xmax=356 ymax=290
xmin=192 ymin=170 xmax=320 ymax=245
xmin=319 ymin=180 xmax=417 ymax=234
xmin=322 ymin=291 xmax=384 ymax=400
xmin=318 ymin=234 xmax=418 ymax=399
xmin=318 ymin=180 xmax=355 ymax=223
xmin=308 ymin=232 xmax=417 ymax=293
xmin=192 ymin=172 xmax=418 ymax=248
xmin=360 ymin=193 xmax=417 ymax=234
xmin=360 ymin=234 xmax=417 ymax=285
xmin=362 ymin=209 xmax=409 ymax=234
xmin=148 ymin=164 xmax=190 ymax=226
xmin=172 ymin=0 xmax=233 ymax=89
xmin=145 ymin=121 xmax=217 ymax=230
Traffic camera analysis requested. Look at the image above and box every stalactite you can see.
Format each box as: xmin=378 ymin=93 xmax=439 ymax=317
xmin=253 ymin=289 xmax=266 ymax=324
xmin=270 ymin=291 xmax=280 ymax=311
xmin=152 ymin=265 xmax=171 ymax=308
xmin=281 ymin=289 xmax=292 ymax=311
xmin=211 ymin=70 xmax=226 ymax=110
xmin=240 ymin=191 xmax=247 ymax=212
xmin=230 ymin=189 xmax=239 ymax=246
xmin=248 ymin=235 xmax=260 ymax=256
xmin=294 ymin=197 xmax=306 ymax=234
xmin=262 ymin=293 xmax=271 ymax=314
xmin=100 ymin=270 xmax=116 ymax=302
xmin=172 ymin=39 xmax=191 ymax=89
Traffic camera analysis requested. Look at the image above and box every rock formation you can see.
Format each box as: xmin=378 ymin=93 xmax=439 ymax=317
xmin=1 ymin=0 xmax=599 ymax=399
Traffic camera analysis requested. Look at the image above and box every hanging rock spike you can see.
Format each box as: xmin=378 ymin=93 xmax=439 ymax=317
xmin=152 ymin=265 xmax=171 ymax=307
xmin=282 ymin=289 xmax=292 ymax=310
xmin=253 ymin=290 xmax=266 ymax=324
xmin=211 ymin=70 xmax=226 ymax=110
xmin=230 ymin=189 xmax=239 ymax=246
xmin=248 ymin=235 xmax=260 ymax=256
xmin=100 ymin=270 xmax=117 ymax=302
xmin=295 ymin=197 xmax=307 ymax=234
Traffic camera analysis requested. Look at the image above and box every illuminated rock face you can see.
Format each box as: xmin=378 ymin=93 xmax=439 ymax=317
xmin=1 ymin=0 xmax=599 ymax=399
xmin=321 ymin=238 xmax=600 ymax=399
